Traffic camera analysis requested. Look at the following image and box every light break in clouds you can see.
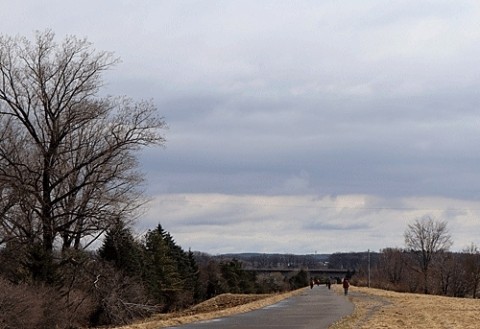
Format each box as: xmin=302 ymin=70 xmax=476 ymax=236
xmin=3 ymin=1 xmax=480 ymax=253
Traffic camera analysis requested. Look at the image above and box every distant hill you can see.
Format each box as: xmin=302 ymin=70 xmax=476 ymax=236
xmin=193 ymin=251 xmax=378 ymax=271
xmin=209 ymin=252 xmax=332 ymax=269
xmin=194 ymin=252 xmax=380 ymax=270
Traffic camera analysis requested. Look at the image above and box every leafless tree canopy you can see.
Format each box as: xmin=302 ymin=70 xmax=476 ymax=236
xmin=404 ymin=216 xmax=452 ymax=293
xmin=0 ymin=30 xmax=166 ymax=252
xmin=404 ymin=216 xmax=452 ymax=255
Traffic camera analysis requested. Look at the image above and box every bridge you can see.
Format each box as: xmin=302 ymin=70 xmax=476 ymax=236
xmin=245 ymin=267 xmax=351 ymax=280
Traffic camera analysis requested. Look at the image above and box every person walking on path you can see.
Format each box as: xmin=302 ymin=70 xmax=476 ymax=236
xmin=166 ymin=287 xmax=354 ymax=328
xmin=343 ymin=278 xmax=350 ymax=295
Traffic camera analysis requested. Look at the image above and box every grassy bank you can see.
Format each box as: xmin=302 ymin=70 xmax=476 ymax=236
xmin=330 ymin=285 xmax=480 ymax=329
xmin=114 ymin=284 xmax=480 ymax=329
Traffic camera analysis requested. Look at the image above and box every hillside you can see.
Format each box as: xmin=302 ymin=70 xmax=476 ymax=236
xmin=115 ymin=285 xmax=480 ymax=329
xmin=113 ymin=290 xmax=304 ymax=329
xmin=202 ymin=252 xmax=332 ymax=269
xmin=330 ymin=285 xmax=480 ymax=329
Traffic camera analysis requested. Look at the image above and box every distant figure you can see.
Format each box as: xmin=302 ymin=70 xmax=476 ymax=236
xmin=342 ymin=278 xmax=350 ymax=295
xmin=310 ymin=279 xmax=314 ymax=289
xmin=326 ymin=279 xmax=331 ymax=290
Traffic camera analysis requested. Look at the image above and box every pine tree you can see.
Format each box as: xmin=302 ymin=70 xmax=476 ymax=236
xmin=186 ymin=249 xmax=201 ymax=302
xmin=98 ymin=221 xmax=143 ymax=278
xmin=144 ymin=224 xmax=182 ymax=309
xmin=220 ymin=259 xmax=257 ymax=294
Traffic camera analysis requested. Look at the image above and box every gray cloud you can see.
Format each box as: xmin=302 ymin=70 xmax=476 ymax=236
xmin=4 ymin=0 xmax=480 ymax=253
xmin=141 ymin=89 xmax=480 ymax=199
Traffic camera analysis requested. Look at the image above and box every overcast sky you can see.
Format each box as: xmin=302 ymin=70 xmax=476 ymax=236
xmin=3 ymin=1 xmax=480 ymax=254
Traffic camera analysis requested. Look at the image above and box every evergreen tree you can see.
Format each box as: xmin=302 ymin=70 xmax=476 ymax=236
xmin=186 ymin=249 xmax=201 ymax=302
xmin=289 ymin=269 xmax=309 ymax=289
xmin=98 ymin=221 xmax=144 ymax=278
xmin=220 ymin=259 xmax=257 ymax=294
xmin=143 ymin=224 xmax=202 ymax=309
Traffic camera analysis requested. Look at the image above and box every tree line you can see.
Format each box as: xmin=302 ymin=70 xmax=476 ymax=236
xmin=1 ymin=30 xmax=479 ymax=328
xmin=0 ymin=221 xmax=305 ymax=328
xmin=0 ymin=30 xmax=308 ymax=328
xmin=331 ymin=216 xmax=480 ymax=298
xmin=211 ymin=253 xmax=330 ymax=270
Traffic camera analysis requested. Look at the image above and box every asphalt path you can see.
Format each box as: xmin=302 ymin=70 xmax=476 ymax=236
xmin=166 ymin=285 xmax=354 ymax=329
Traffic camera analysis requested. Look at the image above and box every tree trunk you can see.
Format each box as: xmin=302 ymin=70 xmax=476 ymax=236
xmin=42 ymin=157 xmax=54 ymax=253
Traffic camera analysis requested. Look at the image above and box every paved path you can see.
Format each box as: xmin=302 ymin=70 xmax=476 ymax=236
xmin=166 ymin=286 xmax=354 ymax=329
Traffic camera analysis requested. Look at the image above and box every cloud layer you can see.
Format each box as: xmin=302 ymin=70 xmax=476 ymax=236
xmin=140 ymin=193 xmax=480 ymax=254
xmin=4 ymin=1 xmax=480 ymax=253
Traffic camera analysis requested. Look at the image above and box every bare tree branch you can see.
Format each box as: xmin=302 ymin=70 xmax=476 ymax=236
xmin=404 ymin=216 xmax=452 ymax=294
xmin=0 ymin=30 xmax=166 ymax=254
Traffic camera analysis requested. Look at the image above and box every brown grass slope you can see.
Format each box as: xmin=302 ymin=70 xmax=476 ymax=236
xmin=113 ymin=285 xmax=480 ymax=329
xmin=112 ymin=289 xmax=304 ymax=329
xmin=330 ymin=285 xmax=480 ymax=329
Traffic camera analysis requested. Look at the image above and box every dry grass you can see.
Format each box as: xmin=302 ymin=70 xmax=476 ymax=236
xmin=112 ymin=286 xmax=480 ymax=329
xmin=330 ymin=285 xmax=480 ymax=329
xmin=112 ymin=289 xmax=304 ymax=329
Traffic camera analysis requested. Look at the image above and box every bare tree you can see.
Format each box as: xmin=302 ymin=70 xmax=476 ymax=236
xmin=433 ymin=251 xmax=468 ymax=297
xmin=0 ymin=31 xmax=166 ymax=255
xmin=375 ymin=248 xmax=406 ymax=289
xmin=404 ymin=216 xmax=452 ymax=294
xmin=463 ymin=243 xmax=480 ymax=298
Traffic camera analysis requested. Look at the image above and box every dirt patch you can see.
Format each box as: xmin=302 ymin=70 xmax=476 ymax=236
xmin=329 ymin=286 xmax=391 ymax=329
xmin=113 ymin=289 xmax=305 ymax=329
xmin=187 ymin=293 xmax=271 ymax=314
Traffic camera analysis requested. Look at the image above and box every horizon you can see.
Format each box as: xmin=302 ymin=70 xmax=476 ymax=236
xmin=3 ymin=1 xmax=480 ymax=254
